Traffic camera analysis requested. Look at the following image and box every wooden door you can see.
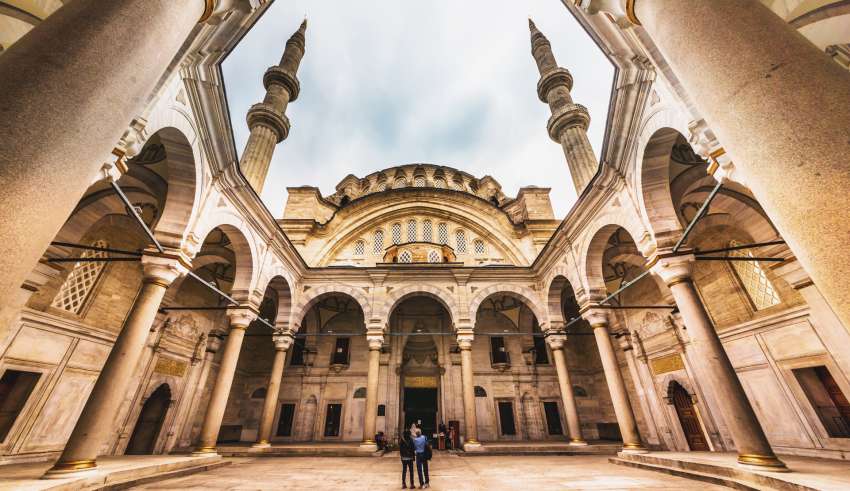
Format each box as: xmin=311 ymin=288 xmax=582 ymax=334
xmin=670 ymin=382 xmax=709 ymax=451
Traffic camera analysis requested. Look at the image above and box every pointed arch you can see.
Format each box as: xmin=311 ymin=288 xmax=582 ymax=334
xmin=468 ymin=284 xmax=547 ymax=329
xmin=289 ymin=285 xmax=371 ymax=330
xmin=378 ymin=284 xmax=461 ymax=326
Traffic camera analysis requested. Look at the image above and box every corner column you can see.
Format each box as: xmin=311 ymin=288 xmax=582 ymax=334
xmin=360 ymin=328 xmax=384 ymax=451
xmin=45 ymin=252 xmax=188 ymax=477
xmin=194 ymin=310 xmax=257 ymax=454
xmin=545 ymin=329 xmax=586 ymax=445
xmin=253 ymin=331 xmax=294 ymax=448
xmin=584 ymin=309 xmax=647 ymax=453
xmin=177 ymin=331 xmax=223 ymax=448
xmin=652 ymin=255 xmax=786 ymax=471
xmin=457 ymin=327 xmax=482 ymax=451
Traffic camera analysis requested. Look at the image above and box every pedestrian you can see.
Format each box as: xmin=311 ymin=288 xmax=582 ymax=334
xmin=410 ymin=421 xmax=418 ymax=435
xmin=399 ymin=430 xmax=415 ymax=489
xmin=413 ymin=429 xmax=430 ymax=488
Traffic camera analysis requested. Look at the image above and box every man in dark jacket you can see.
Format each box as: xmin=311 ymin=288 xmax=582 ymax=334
xmin=399 ymin=430 xmax=415 ymax=489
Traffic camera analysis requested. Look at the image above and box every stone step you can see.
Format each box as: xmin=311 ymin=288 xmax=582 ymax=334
xmin=609 ymin=457 xmax=768 ymax=491
xmin=97 ymin=459 xmax=232 ymax=491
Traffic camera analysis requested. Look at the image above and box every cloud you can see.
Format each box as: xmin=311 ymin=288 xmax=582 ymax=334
xmin=223 ymin=0 xmax=613 ymax=218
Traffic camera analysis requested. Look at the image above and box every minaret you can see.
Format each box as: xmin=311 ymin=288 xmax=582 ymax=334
xmin=529 ymin=19 xmax=598 ymax=192
xmin=240 ymin=19 xmax=307 ymax=192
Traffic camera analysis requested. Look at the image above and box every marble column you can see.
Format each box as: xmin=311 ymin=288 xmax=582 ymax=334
xmin=652 ymin=255 xmax=786 ymax=470
xmin=581 ymin=0 xmax=850 ymax=333
xmin=545 ymin=331 xmax=586 ymax=445
xmin=584 ymin=309 xmax=647 ymax=453
xmin=44 ymin=253 xmax=188 ymax=477
xmin=0 ymin=0 xmax=212 ymax=320
xmin=254 ymin=331 xmax=294 ymax=448
xmin=360 ymin=332 xmax=384 ymax=451
xmin=457 ymin=329 xmax=482 ymax=450
xmin=177 ymin=331 xmax=223 ymax=448
xmin=194 ymin=310 xmax=257 ymax=454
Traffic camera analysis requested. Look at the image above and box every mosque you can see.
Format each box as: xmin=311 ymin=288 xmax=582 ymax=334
xmin=0 ymin=0 xmax=849 ymax=488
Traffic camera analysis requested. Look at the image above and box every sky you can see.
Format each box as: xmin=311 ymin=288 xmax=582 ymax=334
xmin=222 ymin=0 xmax=613 ymax=219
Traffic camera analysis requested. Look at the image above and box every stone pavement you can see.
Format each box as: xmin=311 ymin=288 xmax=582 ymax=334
xmin=129 ymin=454 xmax=729 ymax=490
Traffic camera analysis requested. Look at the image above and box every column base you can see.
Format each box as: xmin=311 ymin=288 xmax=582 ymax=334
xmin=737 ymin=453 xmax=790 ymax=473
xmin=620 ymin=442 xmax=649 ymax=454
xmin=358 ymin=440 xmax=378 ymax=452
xmin=191 ymin=446 xmax=218 ymax=456
xmin=251 ymin=440 xmax=272 ymax=449
xmin=463 ymin=440 xmax=484 ymax=452
xmin=42 ymin=459 xmax=98 ymax=479
xmin=568 ymin=438 xmax=588 ymax=446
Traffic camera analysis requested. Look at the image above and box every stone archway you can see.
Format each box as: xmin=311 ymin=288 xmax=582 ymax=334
xmin=667 ymin=380 xmax=709 ymax=451
xmin=126 ymin=384 xmax=171 ymax=455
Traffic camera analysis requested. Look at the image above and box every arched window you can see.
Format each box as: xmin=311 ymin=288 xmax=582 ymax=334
xmin=373 ymin=230 xmax=385 ymax=254
xmin=433 ymin=178 xmax=446 ymax=189
xmin=728 ymin=240 xmax=781 ymax=310
xmin=438 ymin=223 xmax=448 ymax=245
xmin=474 ymin=239 xmax=486 ymax=255
xmin=391 ymin=223 xmax=402 ymax=245
xmin=353 ymin=387 xmax=367 ymax=398
xmin=455 ymin=229 xmax=467 ymax=253
xmin=376 ymin=181 xmax=387 ymax=192
xmin=394 ymin=177 xmax=407 ymax=189
xmin=399 ymin=250 xmax=413 ymax=263
xmin=422 ymin=220 xmax=433 ymax=242
xmin=452 ymin=178 xmax=465 ymax=191
xmin=51 ymin=239 xmax=110 ymax=315
xmin=474 ymin=386 xmax=487 ymax=397
xmin=251 ymin=387 xmax=267 ymax=399
xmin=414 ymin=175 xmax=426 ymax=187
xmin=407 ymin=219 xmax=417 ymax=242
xmin=428 ymin=250 xmax=441 ymax=263
xmin=353 ymin=240 xmax=365 ymax=256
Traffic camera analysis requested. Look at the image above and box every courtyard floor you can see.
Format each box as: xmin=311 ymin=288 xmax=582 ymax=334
xmin=128 ymin=454 xmax=728 ymax=490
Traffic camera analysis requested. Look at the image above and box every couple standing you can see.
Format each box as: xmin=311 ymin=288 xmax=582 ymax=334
xmin=399 ymin=424 xmax=431 ymax=489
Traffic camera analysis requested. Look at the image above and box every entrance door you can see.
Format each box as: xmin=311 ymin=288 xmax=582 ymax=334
xmin=324 ymin=403 xmax=342 ymax=437
xmin=126 ymin=384 xmax=171 ymax=454
xmin=670 ymin=382 xmax=709 ymax=451
xmin=404 ymin=388 xmax=437 ymax=437
xmin=543 ymin=401 xmax=563 ymax=436
xmin=498 ymin=401 xmax=516 ymax=436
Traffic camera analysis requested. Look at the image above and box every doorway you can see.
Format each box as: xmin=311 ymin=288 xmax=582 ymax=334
xmin=404 ymin=387 xmax=437 ymax=437
xmin=126 ymin=384 xmax=171 ymax=454
xmin=669 ymin=381 xmax=709 ymax=451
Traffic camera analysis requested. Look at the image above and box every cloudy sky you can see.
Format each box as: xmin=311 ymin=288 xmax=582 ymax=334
xmin=223 ymin=0 xmax=613 ymax=219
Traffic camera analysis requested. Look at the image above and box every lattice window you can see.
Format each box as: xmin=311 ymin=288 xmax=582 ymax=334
xmin=428 ymin=250 xmax=441 ymax=263
xmin=391 ymin=223 xmax=402 ymax=245
xmin=407 ymin=219 xmax=417 ymax=242
xmin=455 ymin=229 xmax=467 ymax=253
xmin=376 ymin=181 xmax=387 ymax=192
xmin=438 ymin=223 xmax=448 ymax=245
xmin=394 ymin=177 xmax=407 ymax=189
xmin=422 ymin=220 xmax=433 ymax=242
xmin=399 ymin=250 xmax=413 ymax=263
xmin=452 ymin=179 xmax=465 ymax=191
xmin=353 ymin=240 xmax=365 ymax=256
xmin=474 ymin=239 xmax=486 ymax=255
xmin=414 ymin=176 xmax=426 ymax=187
xmin=728 ymin=240 xmax=781 ymax=310
xmin=433 ymin=178 xmax=446 ymax=189
xmin=51 ymin=240 xmax=110 ymax=315
xmin=373 ymin=230 xmax=384 ymax=254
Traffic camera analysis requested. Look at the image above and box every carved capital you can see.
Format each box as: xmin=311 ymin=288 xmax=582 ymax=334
xmin=581 ymin=308 xmax=609 ymax=328
xmin=246 ymin=103 xmax=290 ymax=142
xmin=649 ymin=252 xmax=695 ymax=287
xmin=456 ymin=328 xmax=474 ymax=350
xmin=141 ymin=251 xmax=190 ymax=288
xmin=545 ymin=333 xmax=567 ymax=350
xmin=228 ymin=309 xmax=258 ymax=330
xmin=273 ymin=331 xmax=295 ymax=351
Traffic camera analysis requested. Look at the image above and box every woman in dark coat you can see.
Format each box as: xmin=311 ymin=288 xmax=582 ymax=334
xmin=399 ymin=430 xmax=415 ymax=489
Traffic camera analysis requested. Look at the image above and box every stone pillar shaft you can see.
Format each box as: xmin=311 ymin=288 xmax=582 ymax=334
xmin=551 ymin=346 xmax=585 ymax=444
xmin=361 ymin=342 xmax=382 ymax=447
xmin=633 ymin=0 xmax=850 ymax=333
xmin=255 ymin=337 xmax=290 ymax=447
xmin=0 ymin=0 xmax=205 ymax=319
xmin=195 ymin=313 xmax=255 ymax=453
xmin=459 ymin=338 xmax=479 ymax=446
xmin=46 ymin=256 xmax=185 ymax=475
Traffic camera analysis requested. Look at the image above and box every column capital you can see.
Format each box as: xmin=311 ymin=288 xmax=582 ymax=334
xmin=227 ymin=310 xmax=257 ymax=330
xmin=545 ymin=333 xmax=567 ymax=350
xmin=141 ymin=250 xmax=190 ymax=288
xmin=366 ymin=334 xmax=384 ymax=351
xmin=456 ymin=328 xmax=474 ymax=349
xmin=581 ymin=308 xmax=609 ymax=328
xmin=648 ymin=252 xmax=695 ymax=287
xmin=272 ymin=331 xmax=294 ymax=351
xmin=575 ymin=0 xmax=640 ymax=26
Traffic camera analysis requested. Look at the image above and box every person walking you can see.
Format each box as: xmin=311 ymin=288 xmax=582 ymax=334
xmin=399 ymin=430 xmax=415 ymax=489
xmin=413 ymin=429 xmax=430 ymax=488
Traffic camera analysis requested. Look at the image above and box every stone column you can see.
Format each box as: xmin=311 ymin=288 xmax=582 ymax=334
xmin=652 ymin=255 xmax=786 ymax=470
xmin=177 ymin=331 xmax=223 ymax=448
xmin=457 ymin=328 xmax=482 ymax=451
xmin=194 ymin=310 xmax=257 ymax=454
xmin=581 ymin=0 xmax=850 ymax=333
xmin=44 ymin=253 xmax=188 ymax=477
xmin=0 ymin=0 xmax=212 ymax=319
xmin=360 ymin=330 xmax=384 ymax=451
xmin=618 ymin=336 xmax=661 ymax=447
xmin=254 ymin=331 xmax=294 ymax=448
xmin=545 ymin=331 xmax=586 ymax=445
xmin=584 ymin=309 xmax=647 ymax=453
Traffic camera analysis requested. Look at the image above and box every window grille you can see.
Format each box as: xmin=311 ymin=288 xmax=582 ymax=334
xmin=376 ymin=181 xmax=387 ymax=192
xmin=433 ymin=178 xmax=446 ymax=189
xmin=353 ymin=240 xmax=365 ymax=256
xmin=428 ymin=250 xmax=441 ymax=263
xmin=455 ymin=229 xmax=467 ymax=253
xmin=399 ymin=250 xmax=413 ymax=263
xmin=452 ymin=179 xmax=465 ymax=191
xmin=422 ymin=220 xmax=433 ymax=242
xmin=728 ymin=240 xmax=781 ymax=310
xmin=474 ymin=239 xmax=486 ymax=255
xmin=414 ymin=176 xmax=426 ymax=187
xmin=438 ymin=223 xmax=448 ymax=245
xmin=51 ymin=239 xmax=109 ymax=315
xmin=391 ymin=223 xmax=402 ymax=244
xmin=407 ymin=219 xmax=417 ymax=242
xmin=373 ymin=230 xmax=384 ymax=253
xmin=394 ymin=177 xmax=406 ymax=189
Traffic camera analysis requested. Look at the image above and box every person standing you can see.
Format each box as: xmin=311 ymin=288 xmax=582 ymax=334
xmin=399 ymin=430 xmax=415 ymax=489
xmin=413 ymin=429 xmax=430 ymax=489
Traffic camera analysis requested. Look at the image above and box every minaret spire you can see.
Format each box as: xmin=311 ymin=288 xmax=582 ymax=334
xmin=240 ymin=20 xmax=308 ymax=193
xmin=528 ymin=19 xmax=598 ymax=192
